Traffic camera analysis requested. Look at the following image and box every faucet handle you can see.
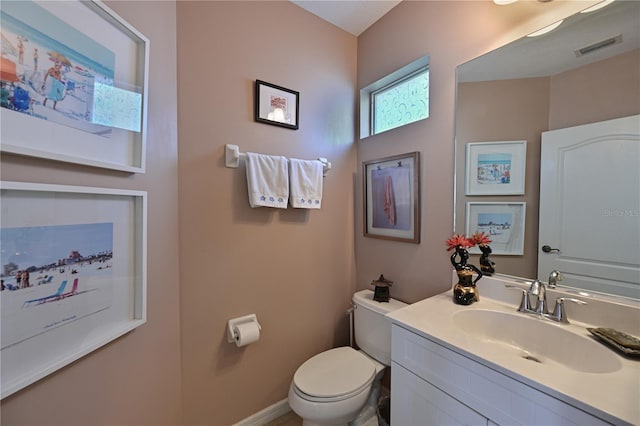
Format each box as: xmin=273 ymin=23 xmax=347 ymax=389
xmin=551 ymin=297 xmax=587 ymax=323
xmin=505 ymin=285 xmax=532 ymax=312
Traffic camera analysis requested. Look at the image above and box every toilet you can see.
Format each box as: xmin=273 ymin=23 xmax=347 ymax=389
xmin=288 ymin=289 xmax=407 ymax=426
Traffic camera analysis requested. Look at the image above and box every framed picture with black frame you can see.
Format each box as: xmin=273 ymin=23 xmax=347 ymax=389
xmin=254 ymin=79 xmax=299 ymax=130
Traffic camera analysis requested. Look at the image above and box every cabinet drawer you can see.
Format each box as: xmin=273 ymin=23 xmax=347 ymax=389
xmin=391 ymin=361 xmax=487 ymax=426
xmin=391 ymin=324 xmax=609 ymax=426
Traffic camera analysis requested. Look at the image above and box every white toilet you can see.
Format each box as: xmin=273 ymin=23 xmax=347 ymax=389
xmin=288 ymin=289 xmax=407 ymax=426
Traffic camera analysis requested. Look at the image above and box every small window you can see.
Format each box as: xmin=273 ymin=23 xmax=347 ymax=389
xmin=372 ymin=68 xmax=429 ymax=134
xmin=360 ymin=55 xmax=430 ymax=139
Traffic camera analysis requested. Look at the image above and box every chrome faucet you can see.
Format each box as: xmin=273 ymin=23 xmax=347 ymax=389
xmin=505 ymin=281 xmax=587 ymax=324
xmin=548 ymin=270 xmax=563 ymax=288
xmin=528 ymin=279 xmax=549 ymax=314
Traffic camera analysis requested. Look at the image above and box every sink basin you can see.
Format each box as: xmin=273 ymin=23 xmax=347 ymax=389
xmin=453 ymin=309 xmax=622 ymax=373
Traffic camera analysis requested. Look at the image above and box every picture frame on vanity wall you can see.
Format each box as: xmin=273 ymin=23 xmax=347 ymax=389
xmin=465 ymin=141 xmax=527 ymax=195
xmin=363 ymin=152 xmax=421 ymax=244
xmin=254 ymin=79 xmax=299 ymax=130
xmin=0 ymin=181 xmax=147 ymax=398
xmin=0 ymin=0 xmax=149 ymax=173
xmin=466 ymin=202 xmax=526 ymax=255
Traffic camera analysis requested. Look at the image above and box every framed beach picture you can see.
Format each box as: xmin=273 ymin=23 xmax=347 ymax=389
xmin=0 ymin=1 xmax=149 ymax=173
xmin=0 ymin=181 xmax=147 ymax=398
xmin=363 ymin=152 xmax=420 ymax=243
xmin=465 ymin=202 xmax=526 ymax=255
xmin=465 ymin=141 xmax=526 ymax=195
xmin=254 ymin=79 xmax=299 ymax=130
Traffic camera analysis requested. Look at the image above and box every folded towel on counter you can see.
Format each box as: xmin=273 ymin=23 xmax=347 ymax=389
xmin=289 ymin=158 xmax=323 ymax=209
xmin=245 ymin=152 xmax=289 ymax=208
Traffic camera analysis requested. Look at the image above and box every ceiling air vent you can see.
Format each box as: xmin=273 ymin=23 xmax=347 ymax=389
xmin=575 ymin=34 xmax=622 ymax=57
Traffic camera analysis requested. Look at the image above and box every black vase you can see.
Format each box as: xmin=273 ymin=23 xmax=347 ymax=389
xmin=453 ymin=270 xmax=479 ymax=305
xmin=479 ymin=244 xmax=495 ymax=276
xmin=450 ymin=246 xmax=482 ymax=306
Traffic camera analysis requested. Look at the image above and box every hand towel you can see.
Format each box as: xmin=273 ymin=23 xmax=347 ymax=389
xmin=245 ymin=152 xmax=289 ymax=208
xmin=383 ymin=174 xmax=397 ymax=226
xmin=289 ymin=158 xmax=323 ymax=209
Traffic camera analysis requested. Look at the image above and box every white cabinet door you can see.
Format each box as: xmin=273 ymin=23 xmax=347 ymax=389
xmin=391 ymin=362 xmax=487 ymax=426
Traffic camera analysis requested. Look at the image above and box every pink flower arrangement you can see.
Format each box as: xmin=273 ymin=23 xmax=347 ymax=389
xmin=469 ymin=231 xmax=492 ymax=247
xmin=446 ymin=234 xmax=473 ymax=251
xmin=446 ymin=232 xmax=492 ymax=251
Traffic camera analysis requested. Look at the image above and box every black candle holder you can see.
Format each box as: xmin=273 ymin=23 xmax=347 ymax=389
xmin=371 ymin=274 xmax=393 ymax=302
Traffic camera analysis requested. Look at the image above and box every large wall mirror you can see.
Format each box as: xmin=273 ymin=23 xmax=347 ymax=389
xmin=454 ymin=0 xmax=640 ymax=299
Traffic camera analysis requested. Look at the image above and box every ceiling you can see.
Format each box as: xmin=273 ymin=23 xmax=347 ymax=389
xmin=287 ymin=1 xmax=639 ymax=81
xmin=458 ymin=0 xmax=640 ymax=82
xmin=289 ymin=0 xmax=402 ymax=36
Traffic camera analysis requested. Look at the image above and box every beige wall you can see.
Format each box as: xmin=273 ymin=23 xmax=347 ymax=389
xmin=0 ymin=1 xmax=182 ymax=425
xmin=550 ymin=48 xmax=640 ymax=130
xmin=176 ymin=2 xmax=357 ymax=424
xmin=455 ymin=78 xmax=550 ymax=279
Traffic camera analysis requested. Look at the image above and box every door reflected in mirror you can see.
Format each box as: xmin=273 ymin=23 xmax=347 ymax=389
xmin=454 ymin=0 xmax=640 ymax=299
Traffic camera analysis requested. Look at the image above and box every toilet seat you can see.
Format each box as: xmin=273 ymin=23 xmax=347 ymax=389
xmin=293 ymin=347 xmax=375 ymax=402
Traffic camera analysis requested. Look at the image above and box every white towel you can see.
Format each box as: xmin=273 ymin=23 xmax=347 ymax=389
xmin=289 ymin=158 xmax=323 ymax=209
xmin=245 ymin=152 xmax=289 ymax=208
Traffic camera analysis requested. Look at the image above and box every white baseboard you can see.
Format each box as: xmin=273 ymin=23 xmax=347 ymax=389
xmin=233 ymin=398 xmax=292 ymax=426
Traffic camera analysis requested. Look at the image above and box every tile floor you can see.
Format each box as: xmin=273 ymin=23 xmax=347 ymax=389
xmin=264 ymin=410 xmax=302 ymax=426
xmin=265 ymin=410 xmax=383 ymax=426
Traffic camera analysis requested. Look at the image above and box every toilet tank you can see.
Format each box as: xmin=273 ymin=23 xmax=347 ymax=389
xmin=353 ymin=289 xmax=407 ymax=365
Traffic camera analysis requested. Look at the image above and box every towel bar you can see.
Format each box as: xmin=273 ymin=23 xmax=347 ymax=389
xmin=224 ymin=144 xmax=331 ymax=176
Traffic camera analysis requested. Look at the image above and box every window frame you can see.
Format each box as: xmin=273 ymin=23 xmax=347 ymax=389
xmin=370 ymin=66 xmax=429 ymax=135
xmin=359 ymin=54 xmax=430 ymax=139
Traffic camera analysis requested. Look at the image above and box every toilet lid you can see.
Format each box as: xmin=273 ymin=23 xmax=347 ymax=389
xmin=293 ymin=347 xmax=375 ymax=398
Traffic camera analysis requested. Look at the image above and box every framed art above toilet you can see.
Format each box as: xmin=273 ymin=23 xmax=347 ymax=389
xmin=363 ymin=152 xmax=421 ymax=243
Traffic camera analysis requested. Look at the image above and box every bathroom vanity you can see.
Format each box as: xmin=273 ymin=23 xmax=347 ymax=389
xmin=387 ymin=275 xmax=640 ymax=426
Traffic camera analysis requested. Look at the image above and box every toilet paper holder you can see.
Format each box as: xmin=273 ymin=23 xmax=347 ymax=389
xmin=227 ymin=314 xmax=261 ymax=343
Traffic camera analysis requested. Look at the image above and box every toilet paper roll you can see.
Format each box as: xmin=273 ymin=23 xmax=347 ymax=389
xmin=234 ymin=322 xmax=260 ymax=347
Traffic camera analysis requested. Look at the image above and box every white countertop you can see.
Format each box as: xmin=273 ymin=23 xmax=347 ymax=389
xmin=387 ymin=276 xmax=640 ymax=426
